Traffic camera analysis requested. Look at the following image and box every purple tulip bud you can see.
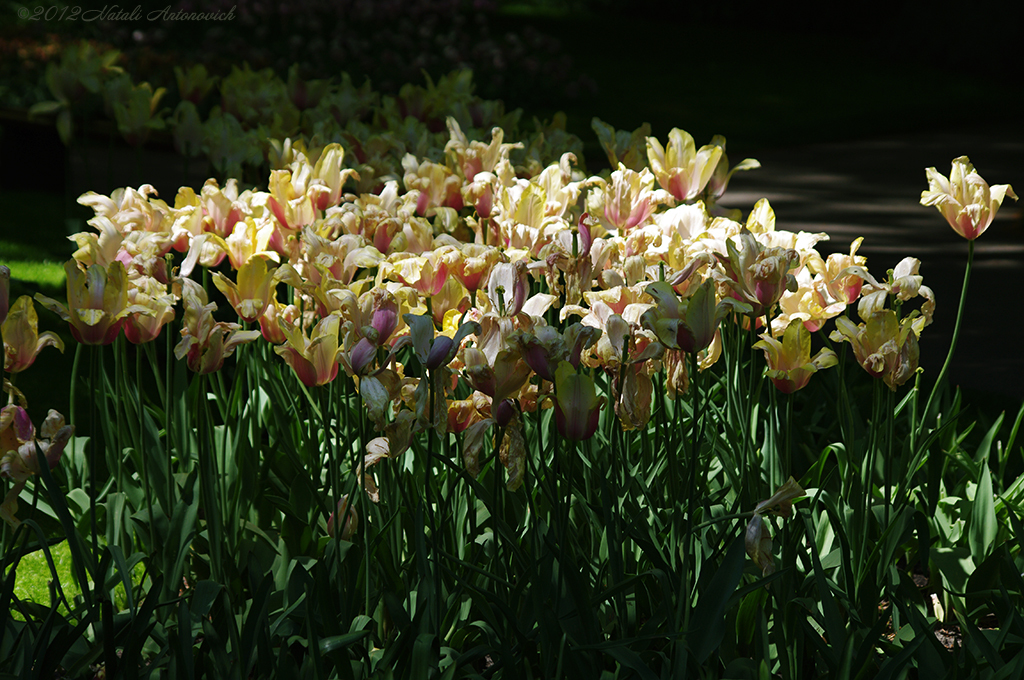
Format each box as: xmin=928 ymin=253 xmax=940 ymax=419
xmin=425 ymin=335 xmax=455 ymax=370
xmin=350 ymin=337 xmax=376 ymax=376
xmin=495 ymin=398 xmax=516 ymax=428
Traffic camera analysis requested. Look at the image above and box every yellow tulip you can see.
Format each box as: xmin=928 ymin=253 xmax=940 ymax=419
xmin=2 ymin=296 xmax=65 ymax=373
xmin=754 ymin=320 xmax=837 ymax=394
xmin=921 ymin=156 xmax=1017 ymax=240
xmin=646 ymin=128 xmax=723 ymax=202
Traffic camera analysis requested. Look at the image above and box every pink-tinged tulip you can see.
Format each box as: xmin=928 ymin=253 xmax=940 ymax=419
xmin=920 ymin=156 xmax=1017 ymax=240
xmin=124 ymin=277 xmax=176 ymax=345
xmin=309 ymin=143 xmax=360 ymax=212
xmin=754 ymin=321 xmax=837 ymax=394
xmin=449 ymin=245 xmax=502 ymax=294
xmin=1 ymin=407 xmax=73 ymax=528
xmin=402 ymin=154 xmax=463 ymax=216
xmin=712 ymin=229 xmax=799 ymax=318
xmin=385 ymin=248 xmax=456 ymax=298
xmin=599 ymin=166 xmax=673 ymax=232
xmin=326 ymin=494 xmax=358 ymax=540
xmin=447 ymin=393 xmax=491 ymax=434
xmin=36 ymin=260 xmax=149 ymax=346
xmin=212 ymin=257 xmax=279 ymax=323
xmin=258 ymin=298 xmax=298 ymax=345
xmin=3 ymin=296 xmax=65 ymax=373
xmin=646 ymin=128 xmax=723 ymax=202
xmin=174 ymin=281 xmax=260 ymax=374
xmin=0 ymin=265 xmax=9 ymax=326
xmin=553 ymin=361 xmax=604 ymax=441
xmin=274 ymin=314 xmax=344 ymax=387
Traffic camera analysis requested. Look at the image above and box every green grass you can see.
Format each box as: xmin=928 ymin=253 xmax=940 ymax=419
xmin=5 ymin=259 xmax=66 ymax=290
xmin=8 ymin=539 xmax=146 ymax=619
xmin=8 ymin=540 xmax=75 ymax=618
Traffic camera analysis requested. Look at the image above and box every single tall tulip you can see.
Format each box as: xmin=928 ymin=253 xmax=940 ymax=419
xmin=920 ymin=156 xmax=1017 ymax=240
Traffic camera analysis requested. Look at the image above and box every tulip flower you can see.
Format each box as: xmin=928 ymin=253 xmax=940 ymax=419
xmin=745 ymin=477 xmax=806 ymax=576
xmin=1 ymin=407 xmax=74 ymax=527
xmin=174 ymin=280 xmax=260 ymax=374
xmin=326 ymin=494 xmax=358 ymax=540
xmin=124 ymin=277 xmax=176 ymax=345
xmin=444 ymin=118 xmax=521 ymax=182
xmin=754 ymin=320 xmax=837 ymax=394
xmin=212 ymin=257 xmax=279 ymax=323
xmin=36 ymin=260 xmax=149 ymax=346
xmin=642 ymin=279 xmax=741 ymax=354
xmin=704 ymin=135 xmax=760 ymax=202
xmin=920 ymin=156 xmax=1017 ymax=240
xmin=553 ymin=361 xmax=604 ymax=441
xmin=829 ymin=310 xmax=920 ymax=390
xmin=2 ymin=297 xmax=65 ymax=373
xmin=274 ymin=313 xmax=345 ymax=387
xmin=508 ymin=323 xmax=601 ymax=382
xmin=646 ymin=128 xmax=723 ymax=202
xmin=712 ymin=229 xmax=799 ymax=319
xmin=598 ymin=165 xmax=673 ymax=232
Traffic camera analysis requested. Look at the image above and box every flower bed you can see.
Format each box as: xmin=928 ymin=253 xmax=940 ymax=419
xmin=2 ymin=107 xmax=1023 ymax=677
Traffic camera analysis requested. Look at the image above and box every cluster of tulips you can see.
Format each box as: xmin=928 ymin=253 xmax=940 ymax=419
xmin=2 ymin=118 xmax=1016 ymax=522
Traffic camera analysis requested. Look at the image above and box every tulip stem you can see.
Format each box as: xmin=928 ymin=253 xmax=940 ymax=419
xmin=919 ymin=240 xmax=973 ymax=443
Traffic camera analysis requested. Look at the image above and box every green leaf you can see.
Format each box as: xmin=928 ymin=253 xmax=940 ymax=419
xmin=688 ymin=536 xmax=746 ymax=664
xmin=968 ymin=466 xmax=998 ymax=560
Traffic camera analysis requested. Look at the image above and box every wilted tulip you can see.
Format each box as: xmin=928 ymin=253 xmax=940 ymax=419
xmin=920 ymin=156 xmax=1017 ymax=240
xmin=829 ymin=310 xmax=920 ymax=390
xmin=745 ymin=514 xmax=774 ymax=577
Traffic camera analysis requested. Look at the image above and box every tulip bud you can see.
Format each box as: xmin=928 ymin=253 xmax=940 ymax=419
xmin=494 ymin=398 xmax=516 ymax=428
xmin=327 ymin=495 xmax=358 ymax=540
